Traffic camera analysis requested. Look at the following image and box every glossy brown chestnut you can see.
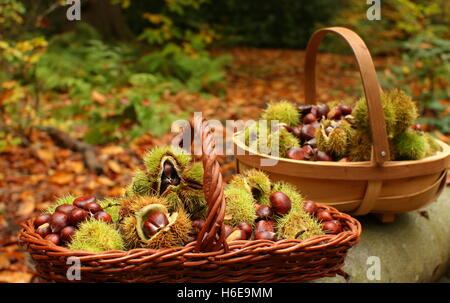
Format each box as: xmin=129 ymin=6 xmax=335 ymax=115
xmin=69 ymin=208 xmax=89 ymax=226
xmin=222 ymin=224 xmax=234 ymax=239
xmin=191 ymin=218 xmax=205 ymax=233
xmin=254 ymin=231 xmax=276 ymax=241
xmin=316 ymin=104 xmax=330 ymax=119
xmin=36 ymin=224 xmax=51 ymax=238
xmin=301 ymin=124 xmax=317 ymax=141
xmin=316 ymin=210 xmax=333 ymax=222
xmin=269 ymin=192 xmax=292 ymax=216
xmin=286 ymin=147 xmax=306 ymax=160
xmin=254 ymin=220 xmax=275 ymax=233
xmin=93 ymin=211 xmax=112 ymax=223
xmin=303 ymin=200 xmax=318 ymax=215
xmin=45 ymin=233 xmax=61 ymax=245
xmin=340 ymin=104 xmax=352 ymax=116
xmin=226 ymin=229 xmax=247 ymax=242
xmin=322 ymin=220 xmax=342 ymax=234
xmin=256 ymin=205 xmax=273 ymax=219
xmin=55 ymin=204 xmax=76 ymax=215
xmin=291 ymin=125 xmax=302 ymax=138
xmin=34 ymin=213 xmax=52 ymax=228
xmin=328 ymin=107 xmax=342 ymax=120
xmin=298 ymin=104 xmax=312 ymax=115
xmin=60 ymin=226 xmax=77 ymax=242
xmin=84 ymin=202 xmax=103 ymax=214
xmin=303 ymin=113 xmax=317 ymax=124
xmin=50 ymin=212 xmax=69 ymax=233
xmin=237 ymin=222 xmax=252 ymax=239
xmin=144 ymin=212 xmax=169 ymax=237
xmin=315 ymin=150 xmax=333 ymax=161
xmin=73 ymin=195 xmax=96 ymax=209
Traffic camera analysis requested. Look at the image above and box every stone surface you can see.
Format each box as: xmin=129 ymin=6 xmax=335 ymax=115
xmin=313 ymin=187 xmax=450 ymax=283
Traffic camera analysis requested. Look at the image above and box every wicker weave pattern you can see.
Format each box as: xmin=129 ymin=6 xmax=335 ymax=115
xmin=19 ymin=116 xmax=362 ymax=283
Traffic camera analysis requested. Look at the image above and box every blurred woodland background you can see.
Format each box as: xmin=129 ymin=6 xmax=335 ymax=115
xmin=0 ymin=0 xmax=449 ymax=282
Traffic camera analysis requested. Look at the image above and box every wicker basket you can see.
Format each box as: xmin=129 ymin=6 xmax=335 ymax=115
xmin=20 ymin=115 xmax=361 ymax=282
xmin=233 ymin=27 xmax=450 ymax=223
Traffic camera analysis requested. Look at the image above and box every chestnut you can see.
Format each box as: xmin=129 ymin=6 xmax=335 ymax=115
xmin=60 ymin=226 xmax=77 ymax=242
xmin=163 ymin=161 xmax=173 ymax=177
xmin=283 ymin=125 xmax=293 ymax=133
xmin=256 ymin=205 xmax=273 ymax=219
xmin=291 ymin=125 xmax=302 ymax=138
xmin=223 ymin=224 xmax=234 ymax=239
xmin=50 ymin=212 xmax=69 ymax=233
xmin=254 ymin=231 xmax=276 ymax=241
xmin=322 ymin=220 xmax=342 ymax=234
xmin=315 ymin=150 xmax=333 ymax=161
xmin=93 ymin=211 xmax=112 ymax=223
xmin=45 ymin=233 xmax=61 ymax=245
xmin=328 ymin=106 xmax=342 ymax=120
xmin=84 ymin=202 xmax=103 ymax=214
xmin=339 ymin=104 xmax=352 ymax=116
xmin=316 ymin=104 xmax=330 ymax=119
xmin=269 ymin=192 xmax=292 ymax=216
xmin=286 ymin=147 xmax=306 ymax=160
xmin=316 ymin=210 xmax=333 ymax=222
xmin=192 ymin=218 xmax=205 ymax=234
xmin=303 ymin=200 xmax=318 ymax=215
xmin=325 ymin=126 xmax=334 ymax=136
xmin=55 ymin=204 xmax=76 ymax=215
xmin=36 ymin=224 xmax=51 ymax=238
xmin=73 ymin=195 xmax=96 ymax=209
xmin=254 ymin=220 xmax=274 ymax=233
xmin=301 ymin=124 xmax=317 ymax=141
xmin=143 ymin=212 xmax=169 ymax=237
xmin=226 ymin=229 xmax=247 ymax=242
xmin=411 ymin=124 xmax=422 ymax=132
xmin=305 ymin=138 xmax=317 ymax=148
xmin=69 ymin=208 xmax=89 ymax=226
xmin=303 ymin=113 xmax=317 ymax=124
xmin=237 ymin=222 xmax=252 ymax=239
xmin=34 ymin=213 xmax=52 ymax=228
xmin=298 ymin=104 xmax=312 ymax=115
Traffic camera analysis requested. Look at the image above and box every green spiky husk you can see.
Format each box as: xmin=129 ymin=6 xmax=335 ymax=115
xmin=68 ymin=219 xmax=125 ymax=253
xmin=261 ymin=100 xmax=300 ymax=127
xmin=276 ymin=205 xmax=324 ymax=240
xmin=181 ymin=162 xmax=204 ymax=185
xmin=268 ymin=128 xmax=300 ymax=157
xmin=125 ymin=170 xmax=155 ymax=197
xmin=388 ymin=89 xmax=418 ymax=134
xmin=348 ymin=131 xmax=372 ymax=161
xmin=98 ymin=198 xmax=121 ymax=222
xmin=392 ymin=130 xmax=427 ymax=160
xmin=424 ymin=133 xmax=441 ymax=156
xmin=353 ymin=93 xmax=397 ymax=138
xmin=44 ymin=194 xmax=76 ymax=214
xmin=224 ymin=185 xmax=257 ymax=227
xmin=242 ymin=169 xmax=272 ymax=205
xmin=143 ymin=146 xmax=191 ymax=176
xmin=315 ymin=123 xmax=348 ymax=158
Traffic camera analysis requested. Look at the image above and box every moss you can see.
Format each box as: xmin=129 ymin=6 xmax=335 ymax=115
xmin=261 ymin=100 xmax=300 ymax=127
xmin=348 ymin=131 xmax=372 ymax=162
xmin=224 ymin=185 xmax=257 ymax=227
xmin=392 ymin=130 xmax=427 ymax=160
xmin=276 ymin=205 xmax=324 ymax=240
xmin=68 ymin=219 xmax=125 ymax=253
xmin=353 ymin=93 xmax=397 ymax=138
xmin=44 ymin=194 xmax=75 ymax=214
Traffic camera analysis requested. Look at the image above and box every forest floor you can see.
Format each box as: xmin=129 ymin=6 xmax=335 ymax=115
xmin=0 ymin=48 xmax=448 ymax=282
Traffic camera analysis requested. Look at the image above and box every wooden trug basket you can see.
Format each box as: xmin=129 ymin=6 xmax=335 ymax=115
xmin=20 ymin=115 xmax=361 ymax=283
xmin=233 ymin=27 xmax=450 ymax=223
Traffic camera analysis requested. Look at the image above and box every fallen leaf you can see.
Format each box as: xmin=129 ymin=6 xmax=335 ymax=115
xmin=16 ymin=191 xmax=36 ymax=217
xmin=91 ymin=90 xmax=106 ymax=104
xmin=0 ymin=255 xmax=11 ymax=270
xmin=66 ymin=161 xmax=84 ymax=174
xmin=107 ymin=160 xmax=122 ymax=174
xmin=0 ymin=271 xmax=33 ymax=283
xmin=101 ymin=145 xmax=124 ymax=155
xmin=97 ymin=176 xmax=115 ymax=187
xmin=49 ymin=171 xmax=74 ymax=185
xmin=35 ymin=148 xmax=54 ymax=163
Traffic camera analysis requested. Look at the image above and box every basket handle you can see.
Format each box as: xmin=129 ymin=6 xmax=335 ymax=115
xmin=180 ymin=115 xmax=228 ymax=252
xmin=304 ymin=27 xmax=391 ymax=165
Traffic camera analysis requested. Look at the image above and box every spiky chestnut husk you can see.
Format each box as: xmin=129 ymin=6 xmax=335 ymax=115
xmin=275 ymin=203 xmax=324 ymax=241
xmin=353 ymin=94 xmax=397 ymax=138
xmin=315 ymin=121 xmax=349 ymax=158
xmin=181 ymin=162 xmax=204 ymax=186
xmin=98 ymin=198 xmax=121 ymax=222
xmin=125 ymin=170 xmax=155 ymax=197
xmin=230 ymin=169 xmax=272 ymax=205
xmin=68 ymin=219 xmax=125 ymax=253
xmin=169 ymin=184 xmax=207 ymax=218
xmin=261 ymin=100 xmax=300 ymax=127
xmin=268 ymin=128 xmax=300 ymax=158
xmin=392 ymin=130 xmax=427 ymax=160
xmin=224 ymin=185 xmax=257 ymax=227
xmin=119 ymin=196 xmax=191 ymax=249
xmin=388 ymin=89 xmax=418 ymax=134
xmin=44 ymin=194 xmax=76 ymax=214
xmin=348 ymin=130 xmax=372 ymax=162
xmin=270 ymin=182 xmax=303 ymax=211
xmin=424 ymin=133 xmax=441 ymax=156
